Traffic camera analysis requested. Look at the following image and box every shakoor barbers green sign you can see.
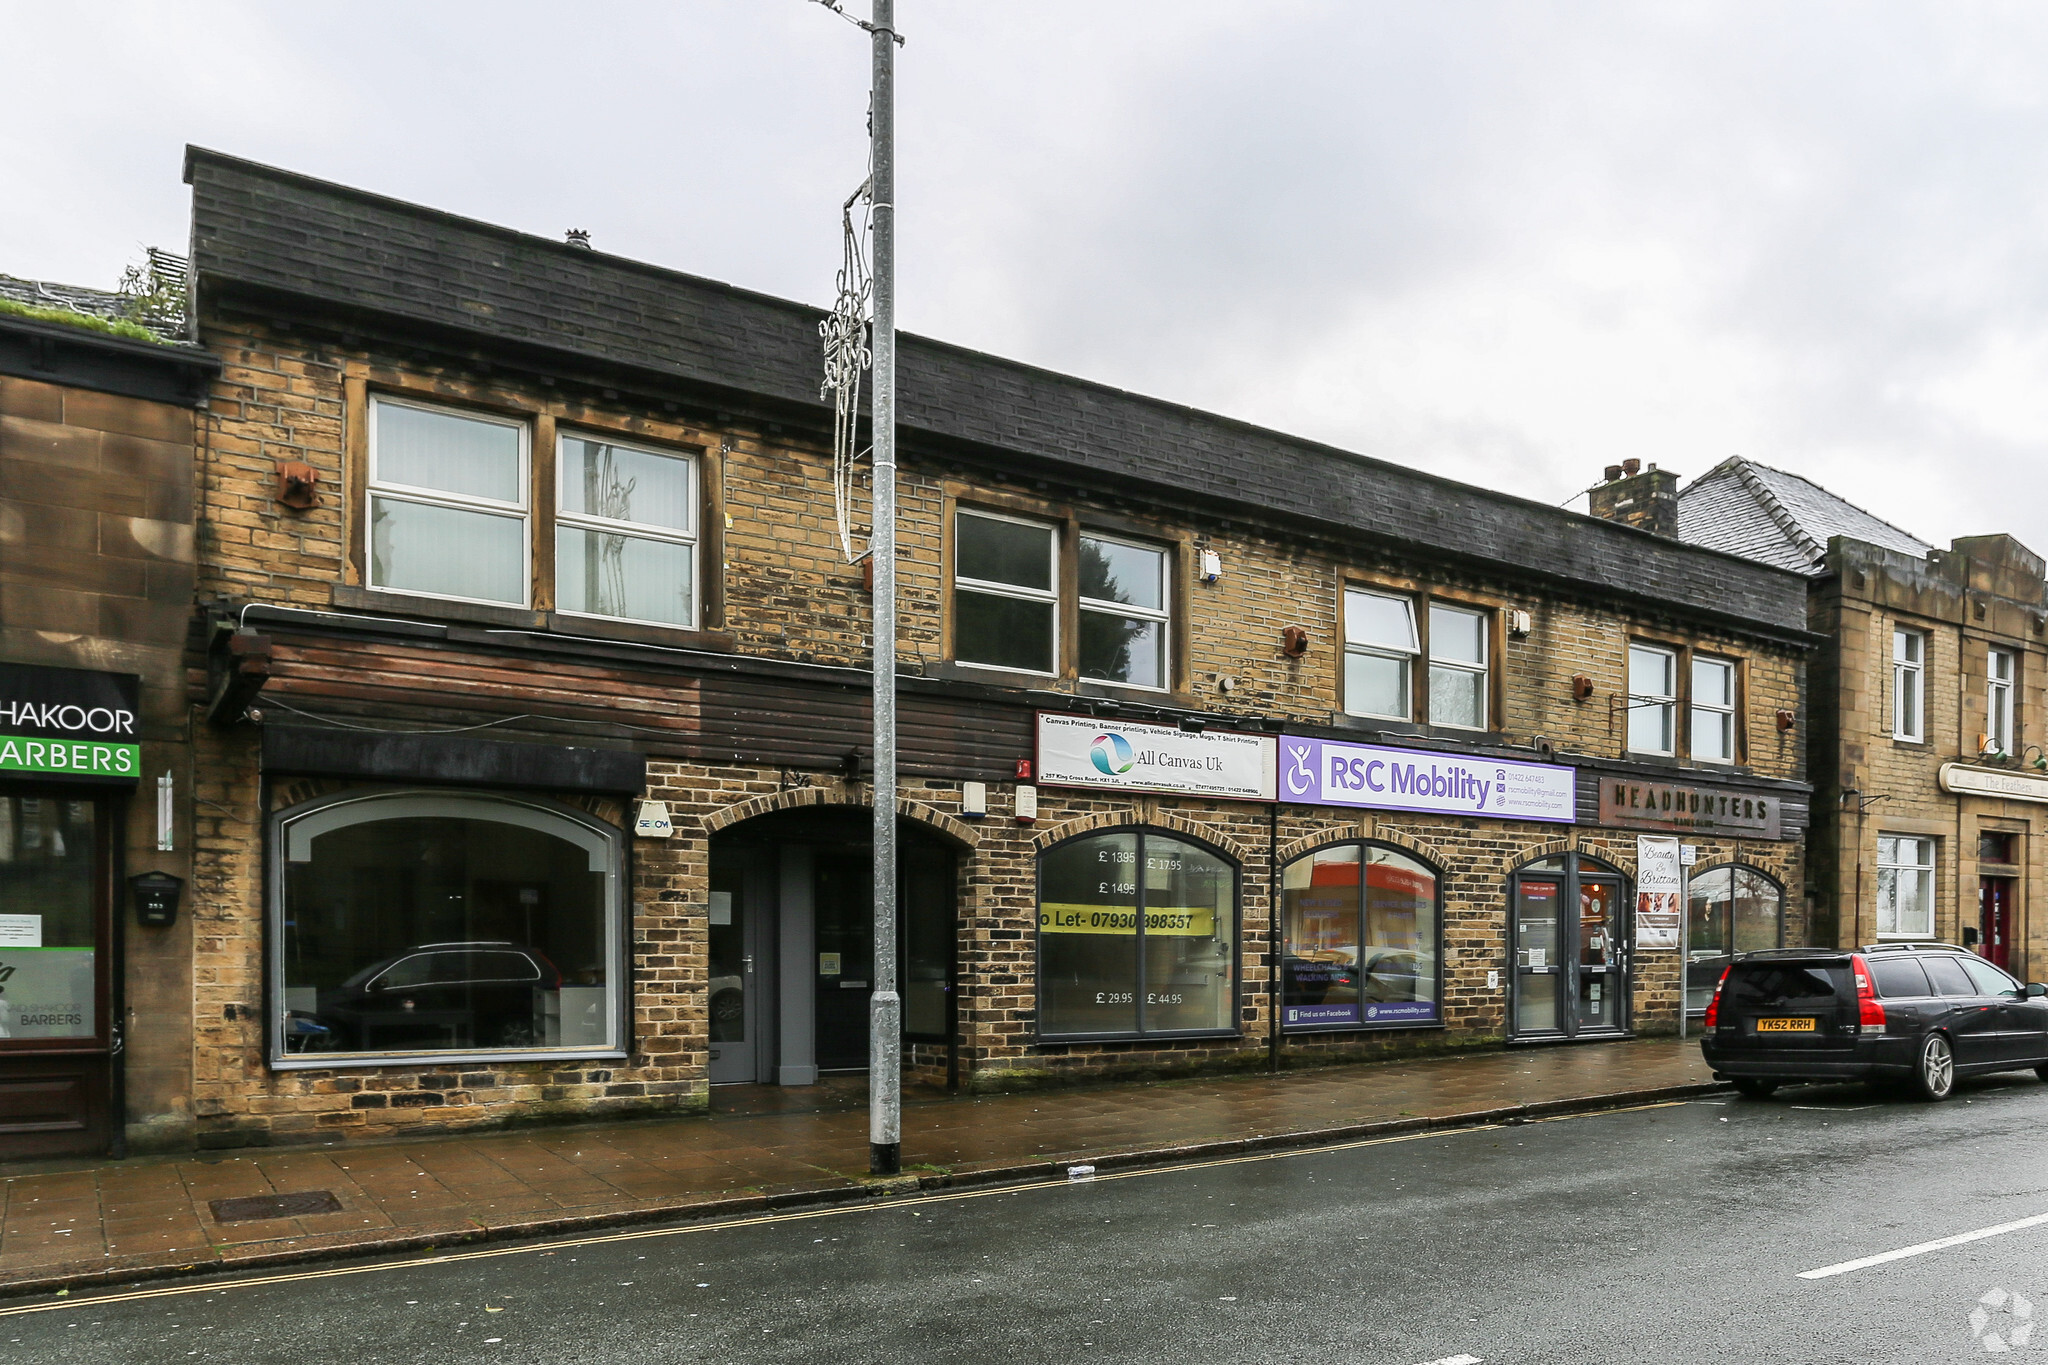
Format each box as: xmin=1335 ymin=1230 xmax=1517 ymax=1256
xmin=0 ymin=664 xmax=141 ymax=782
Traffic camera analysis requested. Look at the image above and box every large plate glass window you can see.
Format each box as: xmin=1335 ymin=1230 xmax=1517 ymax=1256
xmin=1344 ymin=589 xmax=1418 ymax=720
xmin=1279 ymin=842 xmax=1441 ymax=1030
xmin=954 ymin=510 xmax=1057 ymax=674
xmin=1988 ymin=647 xmax=2015 ymax=755
xmin=1078 ymin=534 xmax=1169 ymax=690
xmin=0 ymin=795 xmax=102 ymax=1042
xmin=271 ymin=792 xmax=624 ymax=1066
xmin=1036 ymin=830 xmax=1236 ymax=1039
xmin=368 ymin=397 xmax=529 ymax=606
xmin=1876 ymin=835 xmax=1935 ymax=938
xmin=556 ymin=433 xmax=698 ymax=628
xmin=1627 ymin=644 xmax=1677 ymax=755
xmin=1683 ymin=864 xmax=1783 ymax=1011
xmin=1427 ymin=604 xmax=1488 ymax=730
xmin=1691 ymin=656 xmax=1737 ymax=763
xmin=1892 ymin=628 xmax=1925 ymax=741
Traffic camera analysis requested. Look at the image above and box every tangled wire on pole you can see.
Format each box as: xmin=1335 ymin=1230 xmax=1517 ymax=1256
xmin=820 ymin=178 xmax=874 ymax=563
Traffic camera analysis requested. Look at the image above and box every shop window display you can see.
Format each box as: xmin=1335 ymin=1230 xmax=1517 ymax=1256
xmin=272 ymin=792 xmax=623 ymax=1065
xmin=1685 ymin=864 xmax=1783 ymax=1012
xmin=1036 ymin=830 xmax=1236 ymax=1039
xmin=1280 ymin=842 xmax=1441 ymax=1030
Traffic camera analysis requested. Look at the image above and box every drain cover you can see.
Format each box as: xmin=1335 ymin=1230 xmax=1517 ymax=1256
xmin=209 ymin=1190 xmax=343 ymax=1222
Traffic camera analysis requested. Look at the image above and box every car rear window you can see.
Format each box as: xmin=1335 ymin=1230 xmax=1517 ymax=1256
xmin=1922 ymin=956 xmax=1977 ymax=997
xmin=1869 ymin=958 xmax=1932 ymax=998
xmin=1724 ymin=962 xmax=1848 ymax=1007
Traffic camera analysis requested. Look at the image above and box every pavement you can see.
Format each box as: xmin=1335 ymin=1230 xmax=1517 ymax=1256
xmin=11 ymin=1070 xmax=2048 ymax=1363
xmin=0 ymin=1036 xmax=1720 ymax=1297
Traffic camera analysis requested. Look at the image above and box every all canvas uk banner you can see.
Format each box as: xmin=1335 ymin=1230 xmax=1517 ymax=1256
xmin=1277 ymin=734 xmax=1576 ymax=821
xmin=1635 ymin=834 xmax=1682 ymax=950
xmin=1035 ymin=713 xmax=1277 ymax=801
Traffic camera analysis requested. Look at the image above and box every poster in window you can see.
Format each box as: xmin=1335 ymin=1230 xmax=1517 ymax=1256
xmin=1635 ymin=835 xmax=1681 ymax=950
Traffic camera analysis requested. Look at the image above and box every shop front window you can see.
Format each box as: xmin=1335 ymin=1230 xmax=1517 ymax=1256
xmin=0 ymin=796 xmax=100 ymax=1041
xmin=1279 ymin=841 xmax=1441 ymax=1030
xmin=1684 ymin=864 xmax=1784 ymax=1012
xmin=272 ymin=792 xmax=623 ymax=1065
xmin=1036 ymin=830 xmax=1236 ymax=1039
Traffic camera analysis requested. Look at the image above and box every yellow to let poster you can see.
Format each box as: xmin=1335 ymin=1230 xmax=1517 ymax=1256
xmin=1038 ymin=904 xmax=1216 ymax=937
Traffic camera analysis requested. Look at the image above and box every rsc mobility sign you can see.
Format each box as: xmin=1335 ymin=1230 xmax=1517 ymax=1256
xmin=1035 ymin=712 xmax=1277 ymax=801
xmin=1278 ymin=734 xmax=1575 ymax=822
xmin=0 ymin=664 xmax=141 ymax=783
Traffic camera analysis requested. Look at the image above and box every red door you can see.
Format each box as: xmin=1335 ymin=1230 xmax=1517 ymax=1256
xmin=1979 ymin=877 xmax=2014 ymax=972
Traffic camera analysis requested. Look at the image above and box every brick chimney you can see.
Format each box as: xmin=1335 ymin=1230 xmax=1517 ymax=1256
xmin=1588 ymin=458 xmax=1680 ymax=537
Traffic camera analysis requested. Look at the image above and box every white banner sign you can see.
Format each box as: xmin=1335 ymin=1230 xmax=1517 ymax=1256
xmin=1036 ymin=713 xmax=1277 ymax=801
xmin=1635 ymin=834 xmax=1682 ymax=950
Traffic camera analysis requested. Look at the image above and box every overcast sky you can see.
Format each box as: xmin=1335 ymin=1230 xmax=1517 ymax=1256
xmin=6 ymin=2 xmax=2046 ymax=553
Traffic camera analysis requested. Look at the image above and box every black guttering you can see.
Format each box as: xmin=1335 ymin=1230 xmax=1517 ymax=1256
xmin=0 ymin=314 xmax=220 ymax=408
xmin=183 ymin=146 xmax=1811 ymax=637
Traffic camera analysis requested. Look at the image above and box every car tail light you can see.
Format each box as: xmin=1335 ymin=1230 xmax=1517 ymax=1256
xmin=1702 ymin=966 xmax=1730 ymax=1029
xmin=1851 ymin=953 xmax=1885 ymax=1031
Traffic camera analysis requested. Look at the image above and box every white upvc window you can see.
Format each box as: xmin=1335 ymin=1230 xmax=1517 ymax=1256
xmin=1987 ymin=647 xmax=2015 ymax=756
xmin=953 ymin=509 xmax=1059 ymax=675
xmin=1344 ymin=589 xmax=1419 ymax=721
xmin=1876 ymin=835 xmax=1936 ymax=938
xmin=1893 ymin=627 xmax=1925 ymax=742
xmin=1427 ymin=603 xmax=1489 ymax=730
xmin=1691 ymin=656 xmax=1737 ymax=763
xmin=1077 ymin=533 xmax=1170 ymax=691
xmin=555 ymin=432 xmax=699 ymax=629
xmin=368 ymin=396 xmax=530 ymax=607
xmin=1627 ymin=644 xmax=1678 ymax=755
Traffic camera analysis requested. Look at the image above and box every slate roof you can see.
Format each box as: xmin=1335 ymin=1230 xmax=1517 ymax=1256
xmin=0 ymin=263 xmax=189 ymax=344
xmin=183 ymin=147 xmax=1812 ymax=636
xmin=1677 ymin=457 xmax=1932 ymax=576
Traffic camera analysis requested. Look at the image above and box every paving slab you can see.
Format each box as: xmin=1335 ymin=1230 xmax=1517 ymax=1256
xmin=0 ymin=1036 xmax=1719 ymax=1295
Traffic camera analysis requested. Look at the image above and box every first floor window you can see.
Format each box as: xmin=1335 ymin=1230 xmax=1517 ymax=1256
xmin=1036 ymin=830 xmax=1236 ymax=1038
xmin=1078 ymin=533 xmax=1169 ymax=689
xmin=1876 ymin=835 xmax=1935 ymax=938
xmin=369 ymin=396 xmax=529 ymax=606
xmin=1280 ymin=842 xmax=1441 ymax=1029
xmin=954 ymin=509 xmax=1057 ymax=674
xmin=1427 ymin=604 xmax=1488 ymax=729
xmin=1988 ymin=647 xmax=2015 ymax=755
xmin=556 ymin=432 xmax=698 ymax=628
xmin=272 ymin=792 xmax=624 ymax=1064
xmin=1691 ymin=656 xmax=1737 ymax=762
xmin=1344 ymin=588 xmax=1419 ymax=720
xmin=1684 ymin=864 xmax=1783 ymax=1011
xmin=1893 ymin=628 xmax=1925 ymax=741
xmin=1628 ymin=643 xmax=1677 ymax=754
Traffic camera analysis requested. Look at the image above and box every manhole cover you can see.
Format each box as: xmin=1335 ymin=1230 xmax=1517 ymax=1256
xmin=209 ymin=1190 xmax=343 ymax=1222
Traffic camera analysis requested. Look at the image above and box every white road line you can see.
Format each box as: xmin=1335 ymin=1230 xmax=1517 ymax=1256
xmin=1413 ymin=1355 xmax=1482 ymax=1365
xmin=1799 ymin=1211 xmax=2048 ymax=1279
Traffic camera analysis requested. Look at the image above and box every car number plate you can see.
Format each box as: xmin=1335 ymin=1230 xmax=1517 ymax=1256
xmin=1756 ymin=1017 xmax=1816 ymax=1033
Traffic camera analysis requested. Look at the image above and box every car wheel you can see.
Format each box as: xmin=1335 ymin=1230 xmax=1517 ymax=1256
xmin=2035 ymin=1063 xmax=2048 ymax=1083
xmin=1911 ymin=1033 xmax=1956 ymax=1102
xmin=1732 ymin=1078 xmax=1779 ymax=1099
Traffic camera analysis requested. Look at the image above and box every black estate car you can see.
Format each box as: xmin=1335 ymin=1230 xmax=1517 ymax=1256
xmin=1700 ymin=943 xmax=2048 ymax=1101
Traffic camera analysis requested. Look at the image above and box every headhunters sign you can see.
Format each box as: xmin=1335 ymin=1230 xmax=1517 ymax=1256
xmin=1278 ymin=734 xmax=1576 ymax=822
xmin=0 ymin=664 xmax=141 ymax=782
xmin=1036 ymin=712 xmax=1277 ymax=801
xmin=1595 ymin=776 xmax=1783 ymax=839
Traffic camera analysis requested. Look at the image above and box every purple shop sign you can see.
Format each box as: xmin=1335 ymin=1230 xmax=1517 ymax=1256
xmin=1278 ymin=735 xmax=1575 ymax=823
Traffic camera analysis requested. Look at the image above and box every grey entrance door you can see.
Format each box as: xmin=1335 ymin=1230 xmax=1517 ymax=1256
xmin=706 ymin=851 xmax=769 ymax=1084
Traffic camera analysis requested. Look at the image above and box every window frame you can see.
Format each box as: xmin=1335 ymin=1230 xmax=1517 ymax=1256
xmin=552 ymin=428 xmax=702 ymax=631
xmin=1987 ymin=646 xmax=2015 ymax=755
xmin=1892 ymin=627 xmax=1926 ymax=743
xmin=951 ymin=506 xmax=1062 ymax=678
xmin=1627 ymin=642 xmax=1680 ymax=757
xmin=1278 ymin=839 xmax=1447 ymax=1035
xmin=366 ymin=394 xmax=534 ymax=609
xmin=265 ymin=788 xmax=629 ymax=1070
xmin=1875 ymin=834 xmax=1937 ymax=940
xmin=1342 ymin=587 xmax=1421 ymax=722
xmin=1032 ymin=825 xmax=1242 ymax=1044
xmin=1690 ymin=654 xmax=1738 ymax=765
xmin=1426 ymin=603 xmax=1490 ymax=732
xmin=1075 ymin=529 xmax=1172 ymax=693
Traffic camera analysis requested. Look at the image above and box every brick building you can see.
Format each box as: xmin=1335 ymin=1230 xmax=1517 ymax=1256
xmin=1680 ymin=457 xmax=2048 ymax=984
xmin=8 ymin=149 xmax=1817 ymax=1153
xmin=0 ymin=268 xmax=219 ymax=1156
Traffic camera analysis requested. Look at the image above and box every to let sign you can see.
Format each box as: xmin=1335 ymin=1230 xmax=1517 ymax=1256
xmin=1596 ymin=778 xmax=1782 ymax=840
xmin=0 ymin=664 xmax=141 ymax=784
